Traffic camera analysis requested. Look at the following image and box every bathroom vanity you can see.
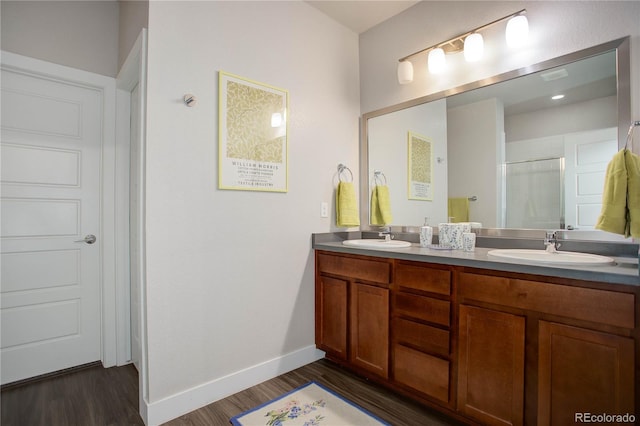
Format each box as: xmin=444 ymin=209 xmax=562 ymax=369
xmin=313 ymin=234 xmax=639 ymax=426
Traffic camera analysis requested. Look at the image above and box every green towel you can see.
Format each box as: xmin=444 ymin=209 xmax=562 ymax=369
xmin=596 ymin=150 xmax=629 ymax=236
xmin=370 ymin=185 xmax=393 ymax=225
xmin=624 ymin=149 xmax=640 ymax=238
xmin=335 ymin=181 xmax=359 ymax=227
xmin=447 ymin=198 xmax=469 ymax=222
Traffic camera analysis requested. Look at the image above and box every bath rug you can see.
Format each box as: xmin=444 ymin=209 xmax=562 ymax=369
xmin=230 ymin=381 xmax=390 ymax=426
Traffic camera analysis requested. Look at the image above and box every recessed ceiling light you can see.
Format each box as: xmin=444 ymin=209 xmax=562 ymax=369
xmin=551 ymin=94 xmax=565 ymax=100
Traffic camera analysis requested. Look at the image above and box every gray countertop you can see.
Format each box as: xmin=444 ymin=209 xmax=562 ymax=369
xmin=312 ymin=233 xmax=640 ymax=287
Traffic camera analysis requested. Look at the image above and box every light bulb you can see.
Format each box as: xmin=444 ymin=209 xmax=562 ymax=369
xmin=506 ymin=15 xmax=529 ymax=48
xmin=464 ymin=33 xmax=484 ymax=62
xmin=428 ymin=48 xmax=446 ymax=74
xmin=397 ymin=61 xmax=414 ymax=84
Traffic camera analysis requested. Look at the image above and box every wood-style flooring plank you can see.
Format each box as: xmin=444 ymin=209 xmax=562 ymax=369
xmin=2 ymin=359 xmax=463 ymax=426
xmin=1 ymin=363 xmax=142 ymax=426
xmin=167 ymin=359 xmax=461 ymax=426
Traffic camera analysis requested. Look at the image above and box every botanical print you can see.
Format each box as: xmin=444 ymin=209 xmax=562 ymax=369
xmin=219 ymin=71 xmax=288 ymax=192
xmin=226 ymin=80 xmax=285 ymax=163
xmin=264 ymin=398 xmax=326 ymax=426
xmin=408 ymin=131 xmax=433 ymax=200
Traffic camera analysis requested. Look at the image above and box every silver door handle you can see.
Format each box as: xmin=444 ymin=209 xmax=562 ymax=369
xmin=75 ymin=234 xmax=96 ymax=244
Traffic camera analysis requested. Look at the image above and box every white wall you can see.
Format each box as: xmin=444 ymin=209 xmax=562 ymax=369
xmin=448 ymin=98 xmax=504 ymax=227
xmin=143 ymin=0 xmax=359 ymax=420
xmin=118 ymin=0 xmax=149 ymax=70
xmin=368 ymin=100 xmax=448 ymax=225
xmin=506 ymin=95 xmax=617 ymax=142
xmin=0 ymin=1 xmax=119 ymax=77
xmin=360 ymin=1 xmax=640 ymax=121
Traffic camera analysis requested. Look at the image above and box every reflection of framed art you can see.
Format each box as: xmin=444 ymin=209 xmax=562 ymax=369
xmin=218 ymin=71 xmax=288 ymax=192
xmin=407 ymin=131 xmax=433 ymax=200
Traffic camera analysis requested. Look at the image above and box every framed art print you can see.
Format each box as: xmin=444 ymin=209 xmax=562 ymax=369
xmin=219 ymin=71 xmax=288 ymax=192
xmin=408 ymin=131 xmax=433 ymax=200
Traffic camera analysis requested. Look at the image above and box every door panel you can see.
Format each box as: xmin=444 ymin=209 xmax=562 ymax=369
xmin=1 ymin=66 xmax=102 ymax=384
xmin=538 ymin=321 xmax=635 ymax=425
xmin=564 ymin=128 xmax=617 ymax=229
xmin=457 ymin=305 xmax=525 ymax=426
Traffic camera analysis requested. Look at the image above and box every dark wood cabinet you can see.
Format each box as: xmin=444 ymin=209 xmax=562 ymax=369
xmin=391 ymin=261 xmax=453 ymax=405
xmin=458 ymin=269 xmax=636 ymax=426
xmin=350 ymin=282 xmax=389 ymax=377
xmin=315 ymin=275 xmax=348 ymax=360
xmin=315 ymin=252 xmax=391 ymax=378
xmin=538 ymin=321 xmax=635 ymax=425
xmin=457 ymin=304 xmax=525 ymax=426
xmin=315 ymin=250 xmax=638 ymax=425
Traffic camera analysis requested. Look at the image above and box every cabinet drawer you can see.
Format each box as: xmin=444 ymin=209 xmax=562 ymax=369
xmin=393 ymin=317 xmax=449 ymax=357
xmin=393 ymin=344 xmax=449 ymax=403
xmin=394 ymin=293 xmax=450 ymax=327
xmin=458 ymin=272 xmax=635 ymax=329
xmin=317 ymin=253 xmax=391 ymax=284
xmin=396 ymin=263 xmax=451 ymax=295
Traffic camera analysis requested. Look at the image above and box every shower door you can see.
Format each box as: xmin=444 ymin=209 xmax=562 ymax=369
xmin=504 ymin=158 xmax=564 ymax=229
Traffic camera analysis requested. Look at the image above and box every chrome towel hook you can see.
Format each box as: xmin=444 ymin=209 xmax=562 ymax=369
xmin=337 ymin=164 xmax=353 ymax=182
xmin=626 ymin=120 xmax=640 ymax=150
xmin=373 ymin=170 xmax=387 ymax=186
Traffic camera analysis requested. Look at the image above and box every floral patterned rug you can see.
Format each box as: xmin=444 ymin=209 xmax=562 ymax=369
xmin=230 ymin=381 xmax=391 ymax=426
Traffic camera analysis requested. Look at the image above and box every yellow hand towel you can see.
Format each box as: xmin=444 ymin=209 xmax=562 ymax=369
xmin=624 ymin=149 xmax=640 ymax=238
xmin=370 ymin=185 xmax=393 ymax=225
xmin=447 ymin=198 xmax=469 ymax=223
xmin=335 ymin=181 xmax=360 ymax=227
xmin=596 ymin=150 xmax=628 ymax=236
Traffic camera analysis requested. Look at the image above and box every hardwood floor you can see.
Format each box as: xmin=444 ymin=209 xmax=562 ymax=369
xmin=2 ymin=359 xmax=463 ymax=426
xmin=1 ymin=362 xmax=141 ymax=426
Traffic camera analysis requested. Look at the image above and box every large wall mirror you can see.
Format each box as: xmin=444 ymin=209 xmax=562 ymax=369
xmin=362 ymin=37 xmax=630 ymax=240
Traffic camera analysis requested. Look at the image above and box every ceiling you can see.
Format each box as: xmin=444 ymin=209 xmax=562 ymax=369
xmin=305 ymin=1 xmax=420 ymax=34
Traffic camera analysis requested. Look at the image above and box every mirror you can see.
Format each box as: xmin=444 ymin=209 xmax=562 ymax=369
xmin=362 ymin=37 xmax=630 ymax=238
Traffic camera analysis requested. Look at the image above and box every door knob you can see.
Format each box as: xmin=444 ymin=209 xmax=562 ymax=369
xmin=75 ymin=234 xmax=97 ymax=244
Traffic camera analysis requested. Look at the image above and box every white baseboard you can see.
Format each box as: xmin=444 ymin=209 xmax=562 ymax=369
xmin=142 ymin=345 xmax=325 ymax=426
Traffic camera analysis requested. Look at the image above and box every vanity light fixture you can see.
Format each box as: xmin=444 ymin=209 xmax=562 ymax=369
xmin=551 ymin=94 xmax=565 ymax=100
xmin=505 ymin=14 xmax=529 ymax=48
xmin=396 ymin=9 xmax=528 ymax=84
xmin=397 ymin=60 xmax=414 ymax=84
xmin=463 ymin=33 xmax=484 ymax=63
xmin=428 ymin=48 xmax=446 ymax=74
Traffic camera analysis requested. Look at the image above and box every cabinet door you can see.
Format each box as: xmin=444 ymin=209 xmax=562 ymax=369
xmin=350 ymin=282 xmax=389 ymax=378
xmin=538 ymin=321 xmax=635 ymax=425
xmin=316 ymin=275 xmax=348 ymax=360
xmin=458 ymin=305 xmax=525 ymax=426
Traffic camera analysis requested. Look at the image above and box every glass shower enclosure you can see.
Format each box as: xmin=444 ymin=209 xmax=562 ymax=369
xmin=503 ymin=157 xmax=565 ymax=229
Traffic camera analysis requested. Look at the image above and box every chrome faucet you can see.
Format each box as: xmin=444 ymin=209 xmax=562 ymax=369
xmin=544 ymin=231 xmax=561 ymax=252
xmin=378 ymin=226 xmax=393 ymax=242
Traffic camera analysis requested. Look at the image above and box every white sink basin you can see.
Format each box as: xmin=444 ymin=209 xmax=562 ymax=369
xmin=343 ymin=239 xmax=412 ymax=250
xmin=487 ymin=249 xmax=615 ymax=266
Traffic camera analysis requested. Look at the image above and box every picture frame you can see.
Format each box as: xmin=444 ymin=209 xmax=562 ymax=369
xmin=407 ymin=131 xmax=433 ymax=200
xmin=218 ymin=71 xmax=289 ymax=192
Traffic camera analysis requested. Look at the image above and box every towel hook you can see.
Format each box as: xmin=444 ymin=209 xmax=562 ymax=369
xmin=625 ymin=121 xmax=640 ymax=150
xmin=373 ymin=170 xmax=387 ymax=186
xmin=337 ymin=164 xmax=353 ymax=182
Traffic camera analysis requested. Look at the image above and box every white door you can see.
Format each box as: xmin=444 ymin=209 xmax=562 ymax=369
xmin=1 ymin=65 xmax=103 ymax=384
xmin=564 ymin=128 xmax=618 ymax=230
